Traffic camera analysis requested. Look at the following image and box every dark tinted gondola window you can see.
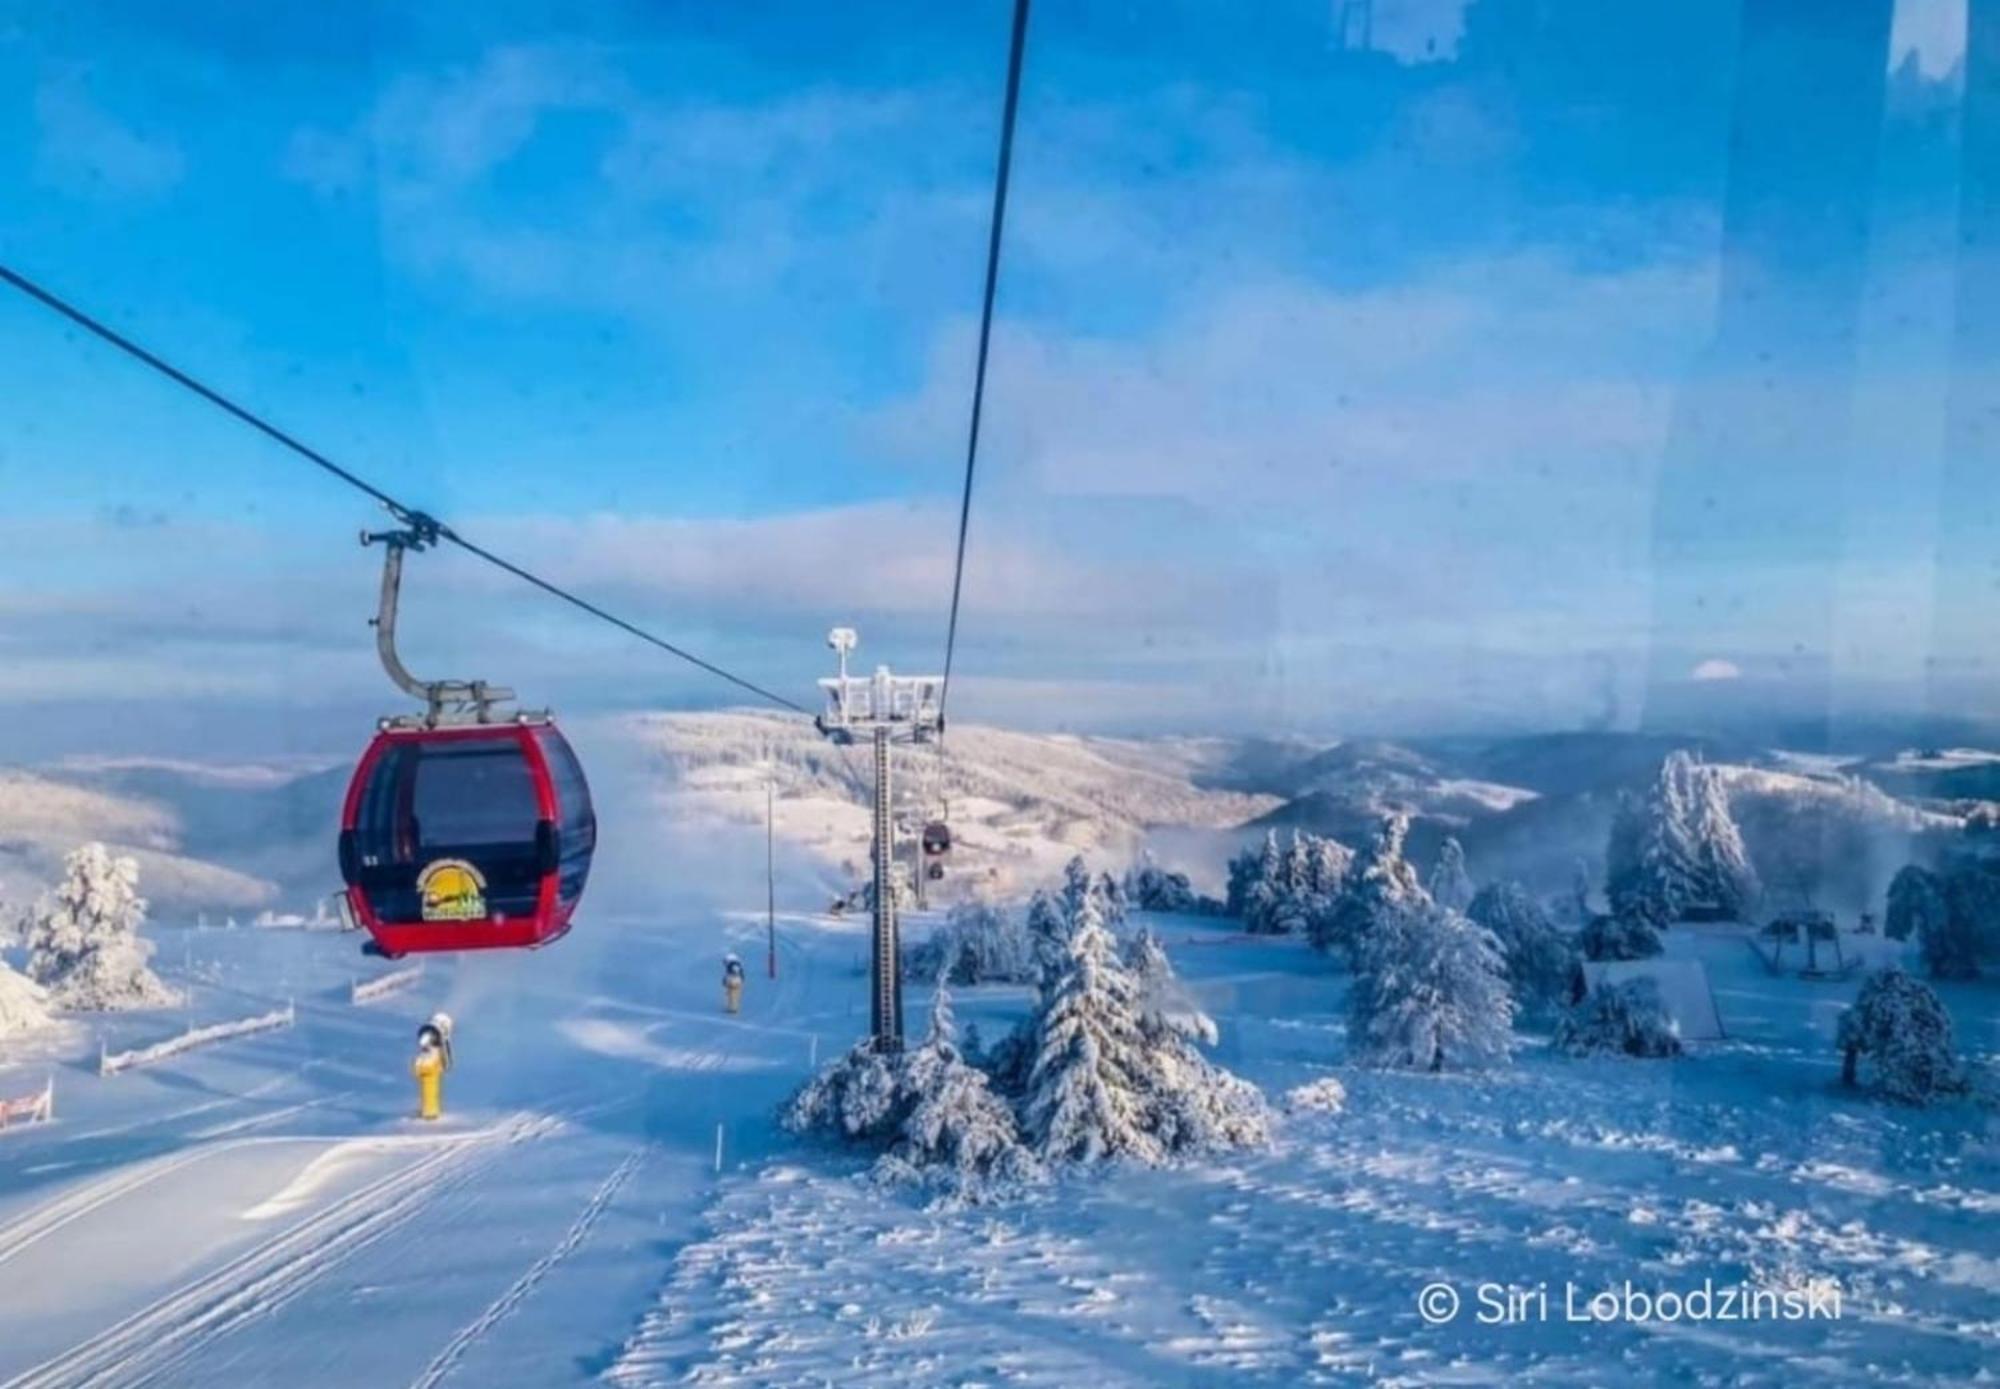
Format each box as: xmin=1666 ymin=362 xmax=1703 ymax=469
xmin=540 ymin=732 xmax=597 ymax=905
xmin=410 ymin=740 xmax=542 ymax=847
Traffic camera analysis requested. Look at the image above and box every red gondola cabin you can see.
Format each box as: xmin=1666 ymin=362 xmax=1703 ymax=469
xmin=339 ymin=719 xmax=595 ymax=956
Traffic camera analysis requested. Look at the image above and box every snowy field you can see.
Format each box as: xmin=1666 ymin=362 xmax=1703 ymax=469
xmin=0 ymin=906 xmax=1992 ymax=1387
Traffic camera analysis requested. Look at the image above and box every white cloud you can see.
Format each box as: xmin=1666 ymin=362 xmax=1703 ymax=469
xmin=1889 ymin=0 xmax=1967 ymax=80
xmin=1690 ymin=658 xmax=1743 ymax=682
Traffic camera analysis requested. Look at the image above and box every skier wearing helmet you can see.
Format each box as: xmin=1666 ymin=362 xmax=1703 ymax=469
xmin=722 ymin=954 xmax=744 ymax=1015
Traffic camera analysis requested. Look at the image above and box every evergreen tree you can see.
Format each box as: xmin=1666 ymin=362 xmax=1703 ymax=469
xmin=0 ymin=961 xmax=53 ymax=1039
xmin=1243 ymin=830 xmax=1287 ymax=935
xmin=1311 ymin=813 xmax=1425 ymax=959
xmin=1125 ymin=851 xmax=1198 ymax=913
xmin=1685 ymin=757 xmax=1758 ymax=916
xmin=1427 ymin=836 xmax=1475 ymax=914
xmin=1837 ymin=968 xmax=1965 ymax=1105
xmin=1607 ymin=753 xmax=1756 ymax=923
xmin=1554 ymin=978 xmax=1682 ymax=1058
xmin=1124 ymin=927 xmax=1217 ymax=1046
xmin=1096 ymin=871 xmax=1129 ymax=931
xmin=1466 ymin=881 xmax=1576 ymax=1018
xmin=885 ymin=984 xmax=1039 ymax=1200
xmin=1224 ymin=845 xmax=1261 ymax=918
xmin=1578 ymin=905 xmax=1665 ymax=962
xmin=1346 ymin=899 xmax=1513 ymax=1071
xmin=908 ymin=898 xmax=1034 ymax=986
xmin=1025 ymin=889 xmax=1070 ymax=998
xmin=1311 ymin=836 xmax=1355 ymax=899
xmin=1021 ymin=893 xmax=1160 ymax=1164
xmin=1884 ymin=864 xmax=1946 ymax=944
xmin=23 ymin=843 xmax=176 ymax=1012
xmin=1933 ymin=858 xmax=2000 ymax=979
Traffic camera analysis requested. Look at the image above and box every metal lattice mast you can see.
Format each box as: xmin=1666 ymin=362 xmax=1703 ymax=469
xmin=816 ymin=628 xmax=940 ymax=1050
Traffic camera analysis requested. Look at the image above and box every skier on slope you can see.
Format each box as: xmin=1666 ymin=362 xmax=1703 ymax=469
xmin=412 ymin=1032 xmax=444 ymax=1120
xmin=722 ymin=953 xmax=745 ymax=1015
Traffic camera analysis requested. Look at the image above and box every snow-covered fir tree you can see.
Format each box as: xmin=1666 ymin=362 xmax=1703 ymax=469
xmin=1577 ymin=905 xmax=1665 ymax=962
xmin=907 ymin=897 xmax=1034 ymax=986
xmin=1466 ymin=880 xmax=1577 ymax=1018
xmin=1020 ymin=890 xmax=1161 ymax=1164
xmin=1096 ymin=871 xmax=1129 ymax=931
xmin=1884 ymin=864 xmax=1947 ymax=944
xmin=1242 ymin=830 xmax=1287 ymax=934
xmin=1346 ymin=898 xmax=1513 ymax=1071
xmin=1124 ymin=926 xmax=1217 ymax=1046
xmin=1025 ymin=888 xmax=1071 ymax=997
xmin=1606 ymin=752 xmax=1757 ymax=923
xmin=878 ymin=984 xmax=1039 ymax=1201
xmin=1123 ymin=851 xmax=1199 ymax=913
xmin=1224 ymin=843 xmax=1262 ymax=919
xmin=1426 ymin=836 xmax=1475 ymax=914
xmin=1553 ymin=977 xmax=1683 ymax=1059
xmin=1311 ymin=812 xmax=1425 ymax=960
xmin=785 ymin=987 xmax=1038 ymax=1203
xmin=23 ymin=843 xmax=176 ymax=1012
xmin=1837 ymin=968 xmax=1965 ymax=1105
xmin=1932 ymin=858 xmax=2000 ymax=979
xmin=0 ymin=961 xmax=54 ymax=1039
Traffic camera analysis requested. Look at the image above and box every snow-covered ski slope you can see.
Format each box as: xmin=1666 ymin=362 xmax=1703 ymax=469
xmin=2 ymin=894 xmax=1986 ymax=1386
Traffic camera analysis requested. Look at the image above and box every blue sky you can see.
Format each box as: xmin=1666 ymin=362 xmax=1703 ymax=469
xmin=0 ymin=0 xmax=1984 ymax=754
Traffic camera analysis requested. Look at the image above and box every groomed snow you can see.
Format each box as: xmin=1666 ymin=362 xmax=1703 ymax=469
xmin=0 ymin=889 xmax=1991 ymax=1386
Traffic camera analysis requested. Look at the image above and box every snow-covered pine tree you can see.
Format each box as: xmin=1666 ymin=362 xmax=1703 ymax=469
xmin=908 ymin=898 xmax=1033 ymax=986
xmin=882 ymin=983 xmax=1038 ymax=1200
xmin=1224 ymin=844 xmax=1261 ymax=919
xmin=1837 ymin=967 xmax=1965 ymax=1105
xmin=1060 ymin=855 xmax=1094 ymax=926
xmin=1608 ymin=752 xmax=1755 ymax=924
xmin=1466 ymin=880 xmax=1577 ymax=1018
xmin=1427 ymin=836 xmax=1475 ymax=914
xmin=1577 ymin=905 xmax=1665 ymax=961
xmin=1311 ymin=812 xmax=1425 ymax=959
xmin=1124 ymin=926 xmax=1217 ymax=1046
xmin=0 ymin=961 xmax=54 ymax=1039
xmin=1243 ymin=830 xmax=1287 ymax=934
xmin=1933 ymin=858 xmax=2000 ymax=980
xmin=1884 ymin=864 xmax=1947 ymax=944
xmin=1685 ymin=758 xmax=1758 ymax=917
xmin=1124 ymin=851 xmax=1198 ymax=913
xmin=23 ymin=843 xmax=176 ymax=1011
xmin=1346 ymin=899 xmax=1513 ymax=1071
xmin=1096 ymin=871 xmax=1129 ymax=931
xmin=1019 ymin=891 xmax=1161 ymax=1164
xmin=1311 ymin=835 xmax=1355 ymax=899
xmin=1116 ymin=927 xmax=1268 ymax=1153
xmin=1025 ymin=889 xmax=1071 ymax=997
xmin=1553 ymin=977 xmax=1682 ymax=1058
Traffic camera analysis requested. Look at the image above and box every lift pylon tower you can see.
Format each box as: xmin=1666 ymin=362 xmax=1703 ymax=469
xmin=815 ymin=627 xmax=941 ymax=1048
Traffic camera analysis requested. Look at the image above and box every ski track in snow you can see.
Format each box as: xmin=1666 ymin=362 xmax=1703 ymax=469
xmin=406 ymin=1145 xmax=648 ymax=1389
xmin=0 ymin=1112 xmax=554 ymax=1389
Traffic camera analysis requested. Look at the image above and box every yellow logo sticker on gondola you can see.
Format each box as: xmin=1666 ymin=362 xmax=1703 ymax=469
xmin=417 ymin=859 xmax=488 ymax=922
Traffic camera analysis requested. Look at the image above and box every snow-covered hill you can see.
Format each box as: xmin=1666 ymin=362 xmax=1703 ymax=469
xmin=620 ymin=710 xmax=1281 ymax=899
xmin=0 ymin=767 xmax=281 ymax=921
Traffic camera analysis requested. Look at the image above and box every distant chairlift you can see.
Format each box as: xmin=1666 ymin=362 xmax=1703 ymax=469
xmin=1751 ymin=910 xmax=1855 ymax=980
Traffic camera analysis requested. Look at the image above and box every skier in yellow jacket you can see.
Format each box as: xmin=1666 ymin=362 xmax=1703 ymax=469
xmin=411 ymin=1012 xmax=453 ymax=1120
xmin=412 ymin=1037 xmax=444 ymax=1120
xmin=722 ymin=953 xmax=745 ymax=1015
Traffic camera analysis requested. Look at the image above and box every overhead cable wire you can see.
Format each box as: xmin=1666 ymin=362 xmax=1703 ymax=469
xmin=0 ymin=262 xmax=809 ymax=714
xmin=937 ymin=0 xmax=1032 ymax=733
